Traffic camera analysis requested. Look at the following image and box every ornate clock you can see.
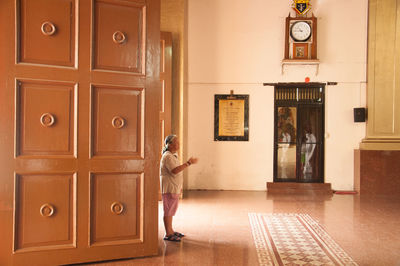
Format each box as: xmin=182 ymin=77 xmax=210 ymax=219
xmin=284 ymin=14 xmax=318 ymax=60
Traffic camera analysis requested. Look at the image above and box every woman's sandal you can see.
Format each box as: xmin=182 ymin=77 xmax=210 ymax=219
xmin=163 ymin=234 xmax=181 ymax=242
xmin=174 ymin=232 xmax=185 ymax=237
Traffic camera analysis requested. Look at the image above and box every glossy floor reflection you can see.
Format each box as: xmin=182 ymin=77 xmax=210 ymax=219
xmin=85 ymin=191 xmax=400 ymax=266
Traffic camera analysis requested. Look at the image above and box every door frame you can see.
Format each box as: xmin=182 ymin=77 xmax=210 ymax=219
xmin=273 ymin=83 xmax=325 ymax=183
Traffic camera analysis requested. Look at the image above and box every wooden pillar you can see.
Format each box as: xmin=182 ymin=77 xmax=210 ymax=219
xmin=355 ymin=0 xmax=400 ymax=195
xmin=360 ymin=0 xmax=400 ymax=150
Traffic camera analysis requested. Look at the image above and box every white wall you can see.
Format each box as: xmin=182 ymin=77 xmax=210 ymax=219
xmin=186 ymin=0 xmax=367 ymax=191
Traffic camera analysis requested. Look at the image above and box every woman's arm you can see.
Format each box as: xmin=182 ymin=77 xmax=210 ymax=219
xmin=171 ymin=157 xmax=198 ymax=175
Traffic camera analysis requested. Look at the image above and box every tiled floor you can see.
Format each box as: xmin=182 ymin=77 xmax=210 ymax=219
xmin=85 ymin=191 xmax=400 ymax=266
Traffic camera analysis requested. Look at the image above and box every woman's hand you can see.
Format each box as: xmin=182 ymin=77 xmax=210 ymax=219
xmin=171 ymin=157 xmax=199 ymax=174
xmin=187 ymin=157 xmax=198 ymax=165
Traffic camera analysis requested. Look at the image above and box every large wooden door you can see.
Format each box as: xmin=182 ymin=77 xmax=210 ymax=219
xmin=0 ymin=0 xmax=160 ymax=265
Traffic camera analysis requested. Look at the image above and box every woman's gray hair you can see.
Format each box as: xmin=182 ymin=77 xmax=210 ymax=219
xmin=162 ymin=135 xmax=177 ymax=154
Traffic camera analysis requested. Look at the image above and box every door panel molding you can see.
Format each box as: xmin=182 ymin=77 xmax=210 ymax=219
xmin=88 ymin=172 xmax=144 ymax=246
xmin=15 ymin=79 xmax=78 ymax=158
xmin=89 ymin=84 xmax=145 ymax=159
xmin=16 ymin=0 xmax=79 ymax=68
xmin=92 ymin=0 xmax=146 ymax=74
xmin=13 ymin=172 xmax=77 ymax=253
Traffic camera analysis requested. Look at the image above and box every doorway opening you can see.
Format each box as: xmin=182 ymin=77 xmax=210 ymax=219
xmin=274 ymin=83 xmax=325 ymax=183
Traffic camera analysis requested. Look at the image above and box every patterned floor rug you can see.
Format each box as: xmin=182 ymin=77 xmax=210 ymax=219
xmin=248 ymin=213 xmax=358 ymax=266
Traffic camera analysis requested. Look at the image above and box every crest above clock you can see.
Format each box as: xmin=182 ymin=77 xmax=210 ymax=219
xmin=292 ymin=0 xmax=311 ymax=17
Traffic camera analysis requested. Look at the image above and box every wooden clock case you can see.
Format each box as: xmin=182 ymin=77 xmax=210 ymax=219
xmin=284 ymin=14 xmax=318 ymax=60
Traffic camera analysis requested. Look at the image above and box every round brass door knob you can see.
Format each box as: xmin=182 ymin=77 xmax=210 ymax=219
xmin=110 ymin=202 xmax=124 ymax=215
xmin=40 ymin=203 xmax=55 ymax=217
xmin=41 ymin=22 xmax=56 ymax=36
xmin=112 ymin=31 xmax=126 ymax=44
xmin=40 ymin=113 xmax=55 ymax=127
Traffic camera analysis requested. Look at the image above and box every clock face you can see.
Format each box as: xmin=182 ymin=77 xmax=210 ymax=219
xmin=290 ymin=21 xmax=312 ymax=42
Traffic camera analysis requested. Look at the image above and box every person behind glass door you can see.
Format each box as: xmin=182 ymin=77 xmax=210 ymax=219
xmin=303 ymin=127 xmax=316 ymax=178
xmin=160 ymin=135 xmax=198 ymax=242
xmin=280 ymin=130 xmax=291 ymax=178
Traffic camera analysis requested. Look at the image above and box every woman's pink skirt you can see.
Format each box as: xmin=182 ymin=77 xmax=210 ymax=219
xmin=162 ymin=193 xmax=180 ymax=216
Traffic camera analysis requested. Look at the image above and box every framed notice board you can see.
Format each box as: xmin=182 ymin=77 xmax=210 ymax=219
xmin=214 ymin=94 xmax=249 ymax=141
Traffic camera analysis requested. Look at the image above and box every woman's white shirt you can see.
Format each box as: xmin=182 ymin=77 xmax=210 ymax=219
xmin=160 ymin=151 xmax=183 ymax=194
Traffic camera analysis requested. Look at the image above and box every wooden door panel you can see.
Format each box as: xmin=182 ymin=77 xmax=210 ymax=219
xmin=159 ymin=32 xmax=172 ymax=199
xmin=159 ymin=78 xmax=165 ymax=150
xmin=89 ymin=173 xmax=143 ymax=246
xmin=91 ymin=85 xmax=143 ymax=158
xmin=93 ymin=0 xmax=145 ymax=73
xmin=18 ymin=0 xmax=77 ymax=67
xmin=159 ymin=32 xmax=172 ymax=147
xmin=14 ymin=173 xmax=76 ymax=252
xmin=16 ymin=80 xmax=76 ymax=157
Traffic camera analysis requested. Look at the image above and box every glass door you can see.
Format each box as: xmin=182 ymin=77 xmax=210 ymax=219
xmin=276 ymin=106 xmax=297 ymax=180
xmin=297 ymin=105 xmax=324 ymax=182
xmin=274 ymin=84 xmax=324 ymax=183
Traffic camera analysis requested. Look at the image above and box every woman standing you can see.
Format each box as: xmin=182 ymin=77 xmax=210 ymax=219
xmin=160 ymin=135 xmax=198 ymax=242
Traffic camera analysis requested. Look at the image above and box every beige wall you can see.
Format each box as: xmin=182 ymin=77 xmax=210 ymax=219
xmin=186 ymin=0 xmax=368 ymax=191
